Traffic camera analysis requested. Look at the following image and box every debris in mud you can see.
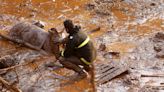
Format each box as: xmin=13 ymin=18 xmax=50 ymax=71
xmin=139 ymin=86 xmax=158 ymax=92
xmin=0 ymin=55 xmax=17 ymax=69
xmin=85 ymin=3 xmax=95 ymax=11
xmin=0 ymin=48 xmax=57 ymax=92
xmin=0 ymin=76 xmax=21 ymax=92
xmin=150 ymin=2 xmax=156 ymax=6
xmin=156 ymin=52 xmax=164 ymax=58
xmin=86 ymin=0 xmax=125 ymax=15
xmin=154 ymin=46 xmax=162 ymax=52
xmin=104 ymin=52 xmax=120 ymax=59
xmin=141 ymin=74 xmax=164 ymax=77
xmin=95 ymin=63 xmax=128 ymax=85
xmin=152 ymin=32 xmax=164 ymax=58
xmin=98 ymin=43 xmax=106 ymax=51
xmin=122 ymin=75 xmax=139 ymax=87
xmin=153 ymin=32 xmax=164 ymax=42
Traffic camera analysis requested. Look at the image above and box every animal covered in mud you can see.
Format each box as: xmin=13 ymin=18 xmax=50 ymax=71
xmin=9 ymin=22 xmax=60 ymax=58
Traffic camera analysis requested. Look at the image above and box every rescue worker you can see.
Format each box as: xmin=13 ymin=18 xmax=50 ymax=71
xmin=59 ymin=19 xmax=96 ymax=79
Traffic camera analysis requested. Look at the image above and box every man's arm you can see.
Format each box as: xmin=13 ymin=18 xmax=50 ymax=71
xmin=63 ymin=35 xmax=77 ymax=57
xmin=53 ymin=36 xmax=68 ymax=44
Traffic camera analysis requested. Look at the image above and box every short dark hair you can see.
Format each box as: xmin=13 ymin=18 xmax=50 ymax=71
xmin=64 ymin=19 xmax=74 ymax=32
xmin=63 ymin=19 xmax=81 ymax=34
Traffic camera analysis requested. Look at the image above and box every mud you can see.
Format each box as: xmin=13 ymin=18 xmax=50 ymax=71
xmin=87 ymin=0 xmax=164 ymax=92
xmin=0 ymin=0 xmax=94 ymax=92
xmin=153 ymin=32 xmax=164 ymax=58
xmin=0 ymin=0 xmax=164 ymax=92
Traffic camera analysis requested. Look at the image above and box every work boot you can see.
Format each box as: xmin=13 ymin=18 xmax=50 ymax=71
xmin=45 ymin=61 xmax=63 ymax=70
xmin=77 ymin=70 xmax=87 ymax=79
xmin=84 ymin=65 xmax=91 ymax=72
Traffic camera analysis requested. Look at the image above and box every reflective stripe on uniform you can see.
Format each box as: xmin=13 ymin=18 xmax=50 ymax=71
xmin=80 ymin=58 xmax=91 ymax=65
xmin=77 ymin=36 xmax=91 ymax=65
xmin=77 ymin=36 xmax=90 ymax=48
xmin=61 ymin=36 xmax=91 ymax=65
xmin=61 ymin=49 xmax=65 ymax=57
xmin=61 ymin=36 xmax=90 ymax=57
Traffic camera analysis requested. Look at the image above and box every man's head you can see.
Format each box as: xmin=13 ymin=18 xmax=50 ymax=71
xmin=63 ymin=19 xmax=81 ymax=34
xmin=63 ymin=19 xmax=74 ymax=33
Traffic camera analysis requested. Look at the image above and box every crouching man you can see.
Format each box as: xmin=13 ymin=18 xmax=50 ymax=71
xmin=59 ymin=19 xmax=96 ymax=79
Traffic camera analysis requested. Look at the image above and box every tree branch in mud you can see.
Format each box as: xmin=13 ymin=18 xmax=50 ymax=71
xmin=0 ymin=33 xmax=48 ymax=55
xmin=87 ymin=26 xmax=101 ymax=34
xmin=141 ymin=74 xmax=164 ymax=77
xmin=0 ymin=76 xmax=22 ymax=92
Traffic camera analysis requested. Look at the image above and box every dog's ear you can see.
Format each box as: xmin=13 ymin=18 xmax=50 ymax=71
xmin=48 ymin=28 xmax=58 ymax=34
xmin=33 ymin=20 xmax=45 ymax=29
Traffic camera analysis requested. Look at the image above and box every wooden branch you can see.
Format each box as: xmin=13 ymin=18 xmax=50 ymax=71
xmin=161 ymin=83 xmax=164 ymax=85
xmin=141 ymin=74 xmax=164 ymax=77
xmin=0 ymin=33 xmax=48 ymax=55
xmin=87 ymin=27 xmax=101 ymax=34
xmin=0 ymin=76 xmax=22 ymax=92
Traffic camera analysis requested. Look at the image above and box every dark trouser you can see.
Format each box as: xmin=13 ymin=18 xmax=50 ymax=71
xmin=59 ymin=56 xmax=90 ymax=75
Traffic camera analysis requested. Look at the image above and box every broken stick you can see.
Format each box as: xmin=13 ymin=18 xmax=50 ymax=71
xmin=87 ymin=27 xmax=101 ymax=34
xmin=141 ymin=74 xmax=164 ymax=77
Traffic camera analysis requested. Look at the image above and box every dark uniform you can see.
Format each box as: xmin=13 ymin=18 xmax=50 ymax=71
xmin=59 ymin=20 xmax=96 ymax=78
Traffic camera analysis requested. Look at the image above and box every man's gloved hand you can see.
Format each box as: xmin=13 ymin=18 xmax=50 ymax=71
xmin=53 ymin=37 xmax=68 ymax=44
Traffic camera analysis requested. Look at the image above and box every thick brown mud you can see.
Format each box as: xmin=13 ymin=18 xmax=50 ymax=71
xmin=0 ymin=0 xmax=164 ymax=92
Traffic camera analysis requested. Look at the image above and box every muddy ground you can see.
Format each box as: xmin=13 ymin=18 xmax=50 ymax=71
xmin=0 ymin=0 xmax=164 ymax=92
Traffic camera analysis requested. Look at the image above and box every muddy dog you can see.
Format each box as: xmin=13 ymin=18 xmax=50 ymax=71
xmin=9 ymin=22 xmax=60 ymax=58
